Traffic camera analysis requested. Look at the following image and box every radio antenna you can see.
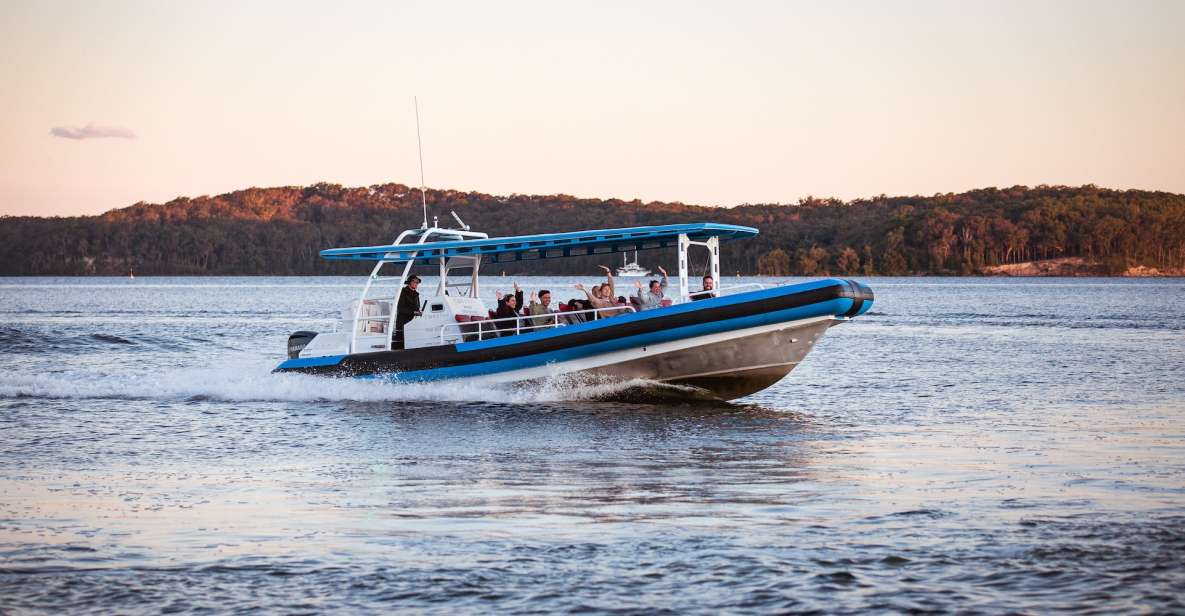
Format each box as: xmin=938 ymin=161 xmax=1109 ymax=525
xmin=414 ymin=96 xmax=428 ymax=229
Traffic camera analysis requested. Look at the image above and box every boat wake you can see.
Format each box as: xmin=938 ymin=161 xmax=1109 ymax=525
xmin=0 ymin=361 xmax=717 ymax=405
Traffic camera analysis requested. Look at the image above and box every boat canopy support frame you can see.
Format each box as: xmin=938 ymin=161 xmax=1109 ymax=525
xmin=350 ymin=226 xmax=488 ymax=355
xmin=677 ymin=234 xmax=719 ymax=301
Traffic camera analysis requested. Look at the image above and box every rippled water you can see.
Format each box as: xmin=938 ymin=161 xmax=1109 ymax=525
xmin=2 ymin=277 xmax=1184 ymax=613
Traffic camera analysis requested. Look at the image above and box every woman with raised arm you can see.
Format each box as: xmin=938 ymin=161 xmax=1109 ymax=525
xmin=596 ymin=265 xmax=628 ymax=316
xmin=573 ymin=281 xmax=612 ymax=321
xmin=597 ymin=265 xmax=615 ymax=301
xmin=494 ymin=282 xmax=525 ymax=336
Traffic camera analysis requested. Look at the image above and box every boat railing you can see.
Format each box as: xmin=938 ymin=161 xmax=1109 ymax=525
xmin=715 ymin=283 xmax=768 ymax=296
xmin=681 ymin=282 xmax=767 ymax=302
xmin=335 ymin=313 xmax=392 ymax=334
xmin=438 ymin=305 xmax=636 ymax=343
xmin=337 ymin=300 xmax=393 ymax=334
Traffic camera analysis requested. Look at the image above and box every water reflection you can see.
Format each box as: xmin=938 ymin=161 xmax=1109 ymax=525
xmin=335 ymin=401 xmax=825 ymax=528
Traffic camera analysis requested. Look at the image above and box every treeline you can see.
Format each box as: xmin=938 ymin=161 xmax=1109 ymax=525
xmin=1 ymin=183 xmax=1183 ymax=276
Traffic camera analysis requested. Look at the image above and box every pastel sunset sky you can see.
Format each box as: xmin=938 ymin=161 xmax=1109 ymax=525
xmin=1 ymin=0 xmax=1182 ymax=216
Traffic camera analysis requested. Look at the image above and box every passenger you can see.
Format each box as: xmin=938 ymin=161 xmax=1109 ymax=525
xmin=394 ymin=275 xmax=423 ymax=349
xmin=689 ymin=275 xmax=716 ymax=301
xmin=633 ymin=266 xmax=668 ymax=310
xmin=524 ymin=288 xmax=558 ymax=331
xmin=595 ymin=266 xmax=630 ymax=316
xmin=574 ymin=282 xmax=613 ymax=319
xmin=494 ymin=282 xmax=524 ymax=336
xmin=495 ymin=283 xmax=524 ymax=313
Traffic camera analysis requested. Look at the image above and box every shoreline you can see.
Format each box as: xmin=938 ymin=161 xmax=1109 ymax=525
xmin=981 ymin=257 xmax=1185 ymax=278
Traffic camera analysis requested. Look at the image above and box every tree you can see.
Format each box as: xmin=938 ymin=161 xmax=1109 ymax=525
xmin=757 ymin=249 xmax=792 ymax=276
xmin=836 ymin=246 xmax=860 ymax=275
xmin=879 ymin=228 xmax=909 ymax=275
xmin=797 ymin=246 xmax=829 ymax=275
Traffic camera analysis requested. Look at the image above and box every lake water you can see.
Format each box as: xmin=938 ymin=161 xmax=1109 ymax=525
xmin=1 ymin=277 xmax=1183 ymax=613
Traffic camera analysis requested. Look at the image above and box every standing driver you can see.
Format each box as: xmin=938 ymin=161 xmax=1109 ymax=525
xmin=394 ymin=275 xmax=422 ymax=349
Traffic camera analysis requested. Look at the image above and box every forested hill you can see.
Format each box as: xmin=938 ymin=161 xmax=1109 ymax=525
xmin=2 ymin=183 xmax=1183 ymax=276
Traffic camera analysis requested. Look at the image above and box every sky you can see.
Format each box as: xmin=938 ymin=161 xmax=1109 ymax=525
xmin=1 ymin=0 xmax=1183 ymax=217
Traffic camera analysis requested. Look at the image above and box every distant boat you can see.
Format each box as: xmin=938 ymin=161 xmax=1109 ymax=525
xmin=616 ymin=251 xmax=650 ymax=277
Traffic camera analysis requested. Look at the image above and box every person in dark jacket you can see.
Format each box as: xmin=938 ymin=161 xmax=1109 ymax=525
xmin=689 ymin=275 xmax=716 ymax=301
xmin=394 ymin=275 xmax=422 ymax=349
xmin=494 ymin=282 xmax=525 ymax=336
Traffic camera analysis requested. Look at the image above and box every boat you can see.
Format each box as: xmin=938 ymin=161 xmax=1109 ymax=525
xmin=616 ymin=251 xmax=650 ymax=277
xmin=274 ymin=221 xmax=874 ymax=400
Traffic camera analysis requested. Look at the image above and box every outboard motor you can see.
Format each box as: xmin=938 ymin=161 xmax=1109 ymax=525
xmin=287 ymin=331 xmax=318 ymax=359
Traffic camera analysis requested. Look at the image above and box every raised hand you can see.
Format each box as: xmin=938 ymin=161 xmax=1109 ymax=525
xmin=657 ymin=265 xmax=667 ymax=276
xmin=530 ymin=291 xmax=538 ymax=302
xmin=513 ymin=282 xmax=521 ymax=292
xmin=495 ymin=290 xmax=503 ymax=301
xmin=598 ymin=265 xmax=611 ymax=273
xmin=634 ymin=280 xmax=643 ymax=289
xmin=574 ymin=283 xmax=585 ymax=291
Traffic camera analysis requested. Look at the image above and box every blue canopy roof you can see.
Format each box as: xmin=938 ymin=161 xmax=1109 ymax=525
xmin=320 ymin=223 xmax=758 ymax=263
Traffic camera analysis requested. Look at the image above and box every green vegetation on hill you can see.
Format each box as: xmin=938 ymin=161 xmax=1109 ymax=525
xmin=2 ymin=183 xmax=1183 ymax=276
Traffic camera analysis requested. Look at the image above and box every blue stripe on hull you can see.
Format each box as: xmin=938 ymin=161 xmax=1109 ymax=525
xmin=277 ymin=354 xmax=346 ymax=369
xmin=364 ymin=297 xmax=851 ymax=383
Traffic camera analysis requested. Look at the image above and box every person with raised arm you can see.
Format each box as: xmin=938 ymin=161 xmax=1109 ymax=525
xmin=598 ymin=265 xmax=616 ymax=302
xmin=494 ymin=282 xmax=524 ymax=313
xmin=524 ymin=288 xmax=558 ymax=331
xmin=494 ymin=282 xmax=525 ymax=336
xmin=574 ymin=282 xmax=611 ymax=310
xmin=596 ymin=265 xmax=629 ymax=316
xmin=574 ymin=280 xmax=613 ymax=321
xmin=633 ymin=266 xmax=668 ymax=310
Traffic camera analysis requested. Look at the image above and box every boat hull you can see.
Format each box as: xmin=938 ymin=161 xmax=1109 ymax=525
xmin=469 ymin=316 xmax=837 ymax=400
xmin=584 ymin=317 xmax=835 ymax=400
xmin=275 ymin=278 xmax=873 ymax=400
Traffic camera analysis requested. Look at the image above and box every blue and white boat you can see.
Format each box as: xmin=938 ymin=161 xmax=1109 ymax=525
xmin=274 ymin=221 xmax=874 ymax=400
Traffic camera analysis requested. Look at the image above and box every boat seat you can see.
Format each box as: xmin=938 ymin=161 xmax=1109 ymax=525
xmin=660 ymin=298 xmax=673 ymax=307
xmin=559 ymin=303 xmax=587 ymax=324
xmin=629 ymin=296 xmax=642 ymax=309
xmin=455 ymin=314 xmax=489 ymax=342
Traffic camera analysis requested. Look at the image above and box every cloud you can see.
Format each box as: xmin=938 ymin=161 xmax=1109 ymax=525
xmin=50 ymin=123 xmax=137 ymax=140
